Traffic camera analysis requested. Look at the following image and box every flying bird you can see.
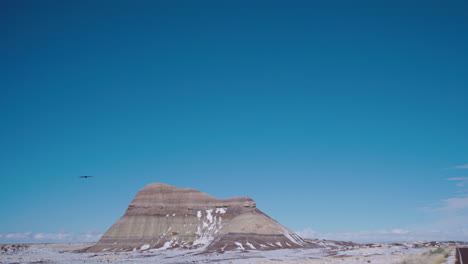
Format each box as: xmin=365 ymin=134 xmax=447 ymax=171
xmin=79 ymin=176 xmax=93 ymax=179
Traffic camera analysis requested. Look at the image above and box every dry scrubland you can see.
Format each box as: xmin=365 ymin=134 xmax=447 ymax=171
xmin=400 ymin=247 xmax=453 ymax=264
xmin=255 ymin=247 xmax=454 ymax=264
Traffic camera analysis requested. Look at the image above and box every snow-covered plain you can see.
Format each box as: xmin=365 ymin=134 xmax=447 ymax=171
xmin=0 ymin=241 xmax=464 ymax=264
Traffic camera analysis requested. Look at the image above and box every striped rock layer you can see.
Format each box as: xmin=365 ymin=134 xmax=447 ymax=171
xmin=85 ymin=183 xmax=310 ymax=252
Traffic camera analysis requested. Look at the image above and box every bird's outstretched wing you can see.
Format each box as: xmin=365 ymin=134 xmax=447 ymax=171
xmin=79 ymin=176 xmax=93 ymax=178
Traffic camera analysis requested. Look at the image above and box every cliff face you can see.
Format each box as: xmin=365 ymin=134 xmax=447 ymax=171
xmin=85 ymin=183 xmax=309 ymax=252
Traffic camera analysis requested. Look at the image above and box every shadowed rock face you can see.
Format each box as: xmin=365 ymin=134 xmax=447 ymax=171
xmin=85 ymin=183 xmax=311 ymax=252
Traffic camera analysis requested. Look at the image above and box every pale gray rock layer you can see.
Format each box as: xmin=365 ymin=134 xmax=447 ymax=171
xmin=85 ymin=183 xmax=311 ymax=252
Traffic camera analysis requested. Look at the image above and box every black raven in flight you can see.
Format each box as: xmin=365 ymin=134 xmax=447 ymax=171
xmin=79 ymin=176 xmax=93 ymax=179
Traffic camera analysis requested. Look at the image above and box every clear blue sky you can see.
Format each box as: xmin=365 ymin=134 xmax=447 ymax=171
xmin=1 ymin=0 xmax=468 ymax=243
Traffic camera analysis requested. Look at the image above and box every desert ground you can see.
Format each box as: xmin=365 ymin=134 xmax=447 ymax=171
xmin=0 ymin=241 xmax=464 ymax=264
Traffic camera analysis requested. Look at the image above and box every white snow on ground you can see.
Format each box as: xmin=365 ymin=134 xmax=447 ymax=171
xmin=235 ymin=241 xmax=245 ymax=250
xmin=443 ymin=248 xmax=456 ymax=264
xmin=206 ymin=209 xmax=213 ymax=223
xmin=246 ymin=241 xmax=256 ymax=249
xmin=140 ymin=244 xmax=150 ymax=250
xmin=192 ymin=233 xmax=212 ymax=246
xmin=0 ymin=241 xmax=464 ymax=264
xmin=157 ymin=240 xmax=173 ymax=250
xmin=216 ymin=207 xmax=227 ymax=214
xmin=192 ymin=207 xmax=226 ymax=247
xmin=339 ymin=245 xmax=418 ymax=257
xmin=280 ymin=226 xmax=305 ymax=246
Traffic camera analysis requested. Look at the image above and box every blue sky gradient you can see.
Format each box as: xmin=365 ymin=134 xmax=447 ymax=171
xmin=1 ymin=0 xmax=468 ymax=242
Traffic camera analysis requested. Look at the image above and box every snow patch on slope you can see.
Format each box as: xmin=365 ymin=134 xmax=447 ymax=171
xmin=193 ymin=208 xmax=225 ymax=247
xmin=234 ymin=242 xmax=245 ymax=250
xmin=206 ymin=209 xmax=213 ymax=223
xmin=246 ymin=242 xmax=256 ymax=249
xmin=280 ymin=226 xmax=305 ymax=246
xmin=140 ymin=244 xmax=150 ymax=250
xmin=215 ymin=208 xmax=226 ymax=214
